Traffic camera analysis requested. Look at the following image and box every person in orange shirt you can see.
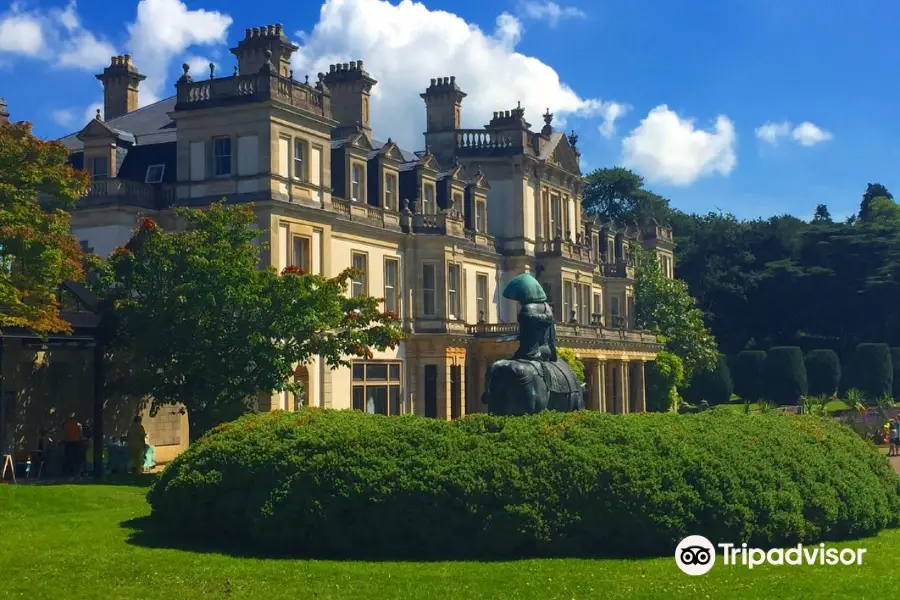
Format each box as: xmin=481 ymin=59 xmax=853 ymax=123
xmin=61 ymin=414 xmax=82 ymax=476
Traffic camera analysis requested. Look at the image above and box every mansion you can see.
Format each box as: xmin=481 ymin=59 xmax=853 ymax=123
xmin=1 ymin=23 xmax=673 ymax=455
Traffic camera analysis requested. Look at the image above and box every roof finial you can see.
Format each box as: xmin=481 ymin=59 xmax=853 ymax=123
xmin=95 ymin=108 xmax=102 ymax=120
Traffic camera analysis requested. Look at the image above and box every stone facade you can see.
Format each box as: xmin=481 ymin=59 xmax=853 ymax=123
xmin=32 ymin=22 xmax=675 ymax=447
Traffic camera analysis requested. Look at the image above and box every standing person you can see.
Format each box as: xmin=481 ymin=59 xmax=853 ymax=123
xmin=61 ymin=414 xmax=82 ymax=476
xmin=890 ymin=414 xmax=900 ymax=457
xmin=126 ymin=416 xmax=146 ymax=474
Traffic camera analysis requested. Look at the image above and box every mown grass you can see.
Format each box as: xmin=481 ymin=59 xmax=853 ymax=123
xmin=0 ymin=478 xmax=896 ymax=599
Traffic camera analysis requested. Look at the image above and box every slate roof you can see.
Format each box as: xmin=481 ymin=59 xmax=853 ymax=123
xmin=59 ymin=96 xmax=177 ymax=151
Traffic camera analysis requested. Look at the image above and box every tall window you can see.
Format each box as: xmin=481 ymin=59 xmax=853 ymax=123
xmin=422 ymin=263 xmax=436 ymax=316
xmin=384 ymin=258 xmax=400 ymax=314
xmin=609 ymin=296 xmax=620 ymax=328
xmin=475 ymin=201 xmax=486 ymax=233
xmin=563 ymin=281 xmax=574 ymax=322
xmin=293 ymin=139 xmax=306 ymax=181
xmin=91 ymin=156 xmax=109 ymax=181
xmin=476 ymin=273 xmax=488 ymax=321
xmin=291 ymin=236 xmax=310 ymax=272
xmin=452 ymin=191 xmax=463 ymax=210
xmin=352 ymin=362 xmax=402 ymax=415
xmin=384 ymin=173 xmax=396 ymax=210
xmin=607 ymin=239 xmax=616 ymax=262
xmin=422 ymin=183 xmax=435 ymax=214
xmin=550 ymin=195 xmax=561 ymax=238
xmin=351 ymin=252 xmax=367 ymax=297
xmin=447 ymin=263 xmax=461 ymax=319
xmin=213 ymin=137 xmax=232 ymax=176
xmin=593 ymin=293 xmax=602 ymax=322
xmin=351 ymin=164 xmax=364 ymax=202
xmin=580 ymin=284 xmax=591 ymax=324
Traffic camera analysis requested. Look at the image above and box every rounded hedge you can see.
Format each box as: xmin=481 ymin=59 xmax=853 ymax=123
xmin=764 ymin=346 xmax=808 ymax=405
xmin=805 ymin=349 xmax=841 ymax=397
xmin=854 ymin=343 xmax=894 ymax=401
xmin=684 ymin=354 xmax=733 ymax=406
xmin=892 ymin=348 xmax=900 ymax=400
xmin=148 ymin=408 xmax=900 ymax=559
xmin=731 ymin=350 xmax=766 ymax=402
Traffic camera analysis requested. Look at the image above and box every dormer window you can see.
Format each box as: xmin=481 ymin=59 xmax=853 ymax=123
xmin=452 ymin=191 xmax=463 ymax=211
xmin=145 ymin=164 xmax=165 ymax=184
xmin=422 ymin=183 xmax=435 ymax=214
xmin=91 ymin=156 xmax=109 ymax=181
xmin=475 ymin=200 xmax=487 ymax=233
xmin=384 ymin=172 xmax=396 ymax=210
xmin=351 ymin=164 xmax=364 ymax=202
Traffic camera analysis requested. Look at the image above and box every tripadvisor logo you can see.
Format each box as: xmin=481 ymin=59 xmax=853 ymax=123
xmin=675 ymin=536 xmax=867 ymax=575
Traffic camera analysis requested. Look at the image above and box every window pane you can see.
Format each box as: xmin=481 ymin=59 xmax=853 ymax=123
xmin=292 ymin=236 xmax=309 ymax=271
xmin=368 ymin=386 xmax=388 ymax=415
xmin=353 ymin=364 xmax=365 ymax=381
xmin=389 ymin=364 xmax=400 ymax=380
xmin=389 ymin=386 xmax=401 ymax=415
xmin=352 ymin=386 xmax=364 ymax=410
xmin=422 ymin=264 xmax=435 ymax=289
xmin=294 ymin=140 xmax=304 ymax=180
xmin=367 ymin=364 xmax=388 ymax=380
xmin=423 ymin=290 xmax=435 ymax=316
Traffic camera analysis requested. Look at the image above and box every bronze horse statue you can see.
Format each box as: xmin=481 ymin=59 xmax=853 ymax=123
xmin=482 ymin=274 xmax=585 ymax=415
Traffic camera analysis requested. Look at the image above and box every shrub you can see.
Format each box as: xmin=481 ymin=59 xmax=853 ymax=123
xmin=805 ymin=349 xmax=841 ymax=397
xmin=764 ymin=346 xmax=808 ymax=405
xmin=731 ymin=351 xmax=766 ymax=402
xmin=557 ymin=347 xmax=584 ymax=384
xmin=891 ymin=348 xmax=900 ymax=400
xmin=645 ymin=350 xmax=683 ymax=412
xmin=853 ymin=343 xmax=893 ymax=402
xmin=683 ymin=354 xmax=733 ymax=406
xmin=148 ymin=409 xmax=900 ymax=559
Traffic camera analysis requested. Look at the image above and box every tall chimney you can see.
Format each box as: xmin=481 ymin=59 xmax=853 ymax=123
xmin=322 ymin=60 xmax=377 ymax=137
xmin=230 ymin=24 xmax=298 ymax=77
xmin=95 ymin=55 xmax=146 ymax=120
xmin=0 ymin=98 xmax=8 ymax=125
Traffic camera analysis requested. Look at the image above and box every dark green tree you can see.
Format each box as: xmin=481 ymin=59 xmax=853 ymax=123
xmin=892 ymin=348 xmax=900 ymax=400
xmin=812 ymin=204 xmax=832 ymax=223
xmin=859 ymin=183 xmax=892 ymax=222
xmin=764 ymin=347 xmax=808 ymax=405
xmin=731 ymin=350 xmax=766 ymax=402
xmin=852 ymin=343 xmax=893 ymax=401
xmin=645 ymin=350 xmax=684 ymax=412
xmin=804 ymin=349 xmax=841 ymax=396
xmin=582 ymin=167 xmax=672 ymax=227
xmin=684 ymin=354 xmax=733 ymax=406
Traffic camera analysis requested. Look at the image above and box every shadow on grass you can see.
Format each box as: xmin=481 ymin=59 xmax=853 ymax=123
xmin=120 ymin=515 xmax=651 ymax=563
xmin=10 ymin=473 xmax=158 ymax=488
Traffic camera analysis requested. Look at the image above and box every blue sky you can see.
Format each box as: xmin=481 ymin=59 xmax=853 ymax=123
xmin=1 ymin=0 xmax=895 ymax=221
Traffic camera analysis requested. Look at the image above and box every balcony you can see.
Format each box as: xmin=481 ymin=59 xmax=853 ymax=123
xmin=330 ymin=198 xmax=402 ymax=231
xmin=77 ymin=179 xmax=175 ymax=209
xmin=601 ymin=260 xmax=634 ymax=279
xmin=454 ymin=129 xmax=522 ymax=157
xmin=536 ymin=238 xmax=593 ymax=263
xmin=467 ymin=321 xmax=659 ymax=346
xmin=175 ymin=70 xmax=330 ymax=119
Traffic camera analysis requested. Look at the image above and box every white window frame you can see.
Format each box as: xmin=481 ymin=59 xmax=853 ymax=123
xmin=476 ymin=273 xmax=488 ymax=320
xmin=422 ymin=263 xmax=436 ymax=317
xmin=475 ymin=200 xmax=486 ymax=233
xmin=351 ymin=252 xmax=368 ymax=298
xmin=145 ymin=164 xmax=165 ymax=184
xmin=447 ymin=263 xmax=461 ymax=319
xmin=213 ymin=136 xmax=232 ymax=177
xmin=384 ymin=172 xmax=396 ymax=210
xmin=351 ymin=163 xmax=364 ymax=202
xmin=422 ymin=183 xmax=435 ymax=214
xmin=384 ymin=257 xmax=400 ymax=315
xmin=291 ymin=235 xmax=310 ymax=272
xmin=91 ymin=156 xmax=109 ymax=181
xmin=293 ymin=139 xmax=307 ymax=182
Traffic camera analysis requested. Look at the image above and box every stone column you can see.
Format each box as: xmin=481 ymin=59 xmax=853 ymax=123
xmin=634 ymin=361 xmax=647 ymax=413
xmin=604 ymin=360 xmax=615 ymax=413
xmin=588 ymin=360 xmax=601 ymax=411
xmin=616 ymin=361 xmax=629 ymax=414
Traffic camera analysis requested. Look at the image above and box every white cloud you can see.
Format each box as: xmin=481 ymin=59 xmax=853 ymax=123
xmin=755 ymin=120 xmax=832 ymax=147
xmin=519 ymin=1 xmax=586 ymax=27
xmin=51 ymin=108 xmax=75 ymax=127
xmin=126 ymin=0 xmax=232 ymax=105
xmin=598 ymin=102 xmax=628 ymax=138
xmin=621 ymin=104 xmax=736 ymax=186
xmin=290 ymin=0 xmax=623 ymax=151
xmin=83 ymin=102 xmax=102 ymax=123
xmin=0 ymin=1 xmax=115 ymax=69
xmin=186 ymin=55 xmax=218 ymax=79
xmin=791 ymin=121 xmax=832 ymax=146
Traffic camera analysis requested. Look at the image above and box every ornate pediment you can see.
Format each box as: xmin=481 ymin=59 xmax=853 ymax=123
xmin=347 ymin=131 xmax=374 ymax=151
xmin=548 ymin=134 xmax=581 ymax=176
xmin=76 ymin=116 xmax=118 ymax=141
xmin=417 ymin=153 xmax=439 ymax=172
xmin=377 ymin=137 xmax=405 ymax=162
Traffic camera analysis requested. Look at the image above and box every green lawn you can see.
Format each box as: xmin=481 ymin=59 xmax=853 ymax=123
xmin=0 ymin=479 xmax=896 ymax=599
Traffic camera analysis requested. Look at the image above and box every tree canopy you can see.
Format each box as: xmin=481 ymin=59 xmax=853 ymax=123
xmin=97 ymin=202 xmax=403 ymax=435
xmin=0 ymin=121 xmax=89 ymax=334
xmin=582 ymin=167 xmax=672 ymax=227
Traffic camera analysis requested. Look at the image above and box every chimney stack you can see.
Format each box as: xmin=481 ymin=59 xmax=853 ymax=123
xmin=95 ymin=55 xmax=146 ymax=121
xmin=230 ymin=23 xmax=298 ymax=77
xmin=322 ymin=60 xmax=377 ymax=137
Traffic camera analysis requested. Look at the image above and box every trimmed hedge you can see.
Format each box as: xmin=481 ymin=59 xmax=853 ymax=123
xmin=854 ymin=343 xmax=893 ymax=401
xmin=892 ymin=348 xmax=900 ymax=400
xmin=731 ymin=350 xmax=766 ymax=402
xmin=148 ymin=409 xmax=900 ymax=559
xmin=684 ymin=355 xmax=733 ymax=406
xmin=764 ymin=346 xmax=808 ymax=405
xmin=805 ymin=349 xmax=841 ymax=397
xmin=645 ymin=350 xmax=683 ymax=412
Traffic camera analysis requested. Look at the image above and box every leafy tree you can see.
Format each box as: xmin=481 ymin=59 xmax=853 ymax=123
xmin=557 ymin=347 xmax=584 ymax=383
xmin=764 ymin=347 xmax=808 ymax=405
xmin=633 ymin=247 xmax=718 ymax=378
xmin=645 ymin=350 xmax=684 ymax=412
xmin=731 ymin=350 xmax=766 ymax=402
xmin=582 ymin=167 xmax=672 ymax=227
xmin=812 ymin=204 xmax=832 ymax=223
xmin=99 ymin=202 xmax=403 ymax=437
xmin=804 ymin=349 xmax=841 ymax=396
xmin=867 ymin=196 xmax=900 ymax=225
xmin=683 ymin=354 xmax=733 ymax=406
xmin=0 ymin=121 xmax=89 ymax=334
xmin=859 ymin=183 xmax=892 ymax=222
